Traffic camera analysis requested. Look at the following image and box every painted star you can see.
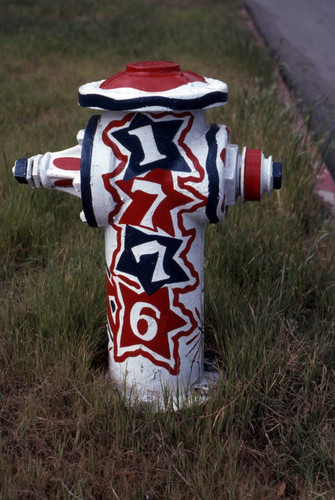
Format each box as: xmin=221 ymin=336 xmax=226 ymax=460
xmin=116 ymin=225 xmax=189 ymax=295
xmin=111 ymin=113 xmax=191 ymax=180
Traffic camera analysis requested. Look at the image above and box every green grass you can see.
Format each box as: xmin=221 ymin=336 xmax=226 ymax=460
xmin=1 ymin=0 xmax=334 ymax=498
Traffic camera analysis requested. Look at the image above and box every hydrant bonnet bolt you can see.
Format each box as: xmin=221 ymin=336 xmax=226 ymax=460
xmin=12 ymin=61 xmax=282 ymax=407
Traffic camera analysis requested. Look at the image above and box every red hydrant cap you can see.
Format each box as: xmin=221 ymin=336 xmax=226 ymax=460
xmin=78 ymin=61 xmax=228 ymax=112
xmin=100 ymin=61 xmax=206 ymax=92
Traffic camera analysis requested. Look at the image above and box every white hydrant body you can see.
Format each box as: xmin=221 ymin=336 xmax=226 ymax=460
xmin=13 ymin=61 xmax=281 ymax=404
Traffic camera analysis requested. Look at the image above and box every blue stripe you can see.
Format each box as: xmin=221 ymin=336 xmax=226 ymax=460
xmin=78 ymin=91 xmax=227 ymax=112
xmin=81 ymin=114 xmax=100 ymax=227
xmin=106 ymin=262 xmax=111 ymax=280
xmin=205 ymin=125 xmax=220 ymax=224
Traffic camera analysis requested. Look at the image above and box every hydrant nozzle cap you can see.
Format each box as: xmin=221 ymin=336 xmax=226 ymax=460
xmin=272 ymin=162 xmax=282 ymax=190
xmin=78 ymin=60 xmax=228 ymax=112
xmin=13 ymin=158 xmax=29 ymax=184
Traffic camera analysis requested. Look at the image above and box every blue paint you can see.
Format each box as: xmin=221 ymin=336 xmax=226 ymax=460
xmin=205 ymin=125 xmax=220 ymax=223
xmin=116 ymin=225 xmax=189 ymax=295
xmin=14 ymin=158 xmax=28 ymax=184
xmin=78 ymin=91 xmax=228 ymax=112
xmin=81 ymin=115 xmax=100 ymax=227
xmin=112 ymin=113 xmax=190 ymax=181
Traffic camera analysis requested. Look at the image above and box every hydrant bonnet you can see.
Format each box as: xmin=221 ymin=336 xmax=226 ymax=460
xmin=78 ymin=61 xmax=228 ymax=112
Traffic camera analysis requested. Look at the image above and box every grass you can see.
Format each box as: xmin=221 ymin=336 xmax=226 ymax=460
xmin=1 ymin=0 xmax=335 ymax=498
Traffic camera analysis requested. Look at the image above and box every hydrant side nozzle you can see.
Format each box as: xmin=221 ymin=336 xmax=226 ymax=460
xmin=13 ymin=158 xmax=29 ymax=184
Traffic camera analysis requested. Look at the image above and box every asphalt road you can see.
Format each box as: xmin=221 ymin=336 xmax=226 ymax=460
xmin=244 ymin=0 xmax=335 ymax=179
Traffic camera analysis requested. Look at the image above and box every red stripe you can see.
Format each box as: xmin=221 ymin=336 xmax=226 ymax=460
xmin=244 ymin=149 xmax=261 ymax=201
xmin=53 ymin=157 xmax=81 ymax=171
xmin=54 ymin=179 xmax=73 ymax=187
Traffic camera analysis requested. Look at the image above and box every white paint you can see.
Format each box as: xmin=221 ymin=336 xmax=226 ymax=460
xmin=224 ymin=144 xmax=239 ymax=205
xmin=132 ymin=241 xmax=170 ymax=282
xmin=260 ymin=154 xmax=273 ymax=196
xmin=130 ymin=179 xmax=166 ymax=230
xmin=129 ymin=125 xmax=166 ymax=165
xmin=130 ymin=302 xmax=161 ymax=342
xmin=79 ymin=77 xmax=228 ymax=112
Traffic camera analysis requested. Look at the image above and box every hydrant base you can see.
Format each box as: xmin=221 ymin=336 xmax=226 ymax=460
xmin=106 ymin=363 xmax=220 ymax=410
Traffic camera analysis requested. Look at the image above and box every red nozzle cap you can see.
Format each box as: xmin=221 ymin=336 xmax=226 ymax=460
xmin=100 ymin=60 xmax=206 ymax=92
xmin=244 ymin=149 xmax=262 ymax=201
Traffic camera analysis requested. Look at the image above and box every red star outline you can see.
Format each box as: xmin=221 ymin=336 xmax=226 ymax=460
xmin=116 ymin=169 xmax=193 ymax=236
xmin=107 ymin=274 xmax=196 ymax=374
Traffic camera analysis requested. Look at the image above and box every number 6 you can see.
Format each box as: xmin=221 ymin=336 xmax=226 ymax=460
xmin=130 ymin=302 xmax=161 ymax=342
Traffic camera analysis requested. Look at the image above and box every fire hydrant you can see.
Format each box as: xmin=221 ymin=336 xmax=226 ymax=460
xmin=13 ymin=61 xmax=281 ymax=405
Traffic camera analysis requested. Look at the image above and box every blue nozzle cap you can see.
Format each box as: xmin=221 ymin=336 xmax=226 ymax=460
xmin=14 ymin=158 xmax=29 ymax=184
xmin=273 ymin=162 xmax=282 ymax=190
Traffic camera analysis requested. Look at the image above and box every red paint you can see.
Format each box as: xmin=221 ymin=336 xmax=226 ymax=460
xmin=54 ymin=179 xmax=73 ymax=187
xmin=244 ymin=149 xmax=261 ymax=201
xmin=106 ymin=276 xmax=188 ymax=374
xmin=117 ymin=169 xmax=193 ymax=237
xmin=220 ymin=148 xmax=226 ymax=165
xmin=53 ymin=157 xmax=81 ymax=171
xmin=100 ymin=61 xmax=205 ymax=92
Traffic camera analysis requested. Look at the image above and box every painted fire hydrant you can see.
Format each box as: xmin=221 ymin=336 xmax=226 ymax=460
xmin=13 ymin=61 xmax=281 ymax=404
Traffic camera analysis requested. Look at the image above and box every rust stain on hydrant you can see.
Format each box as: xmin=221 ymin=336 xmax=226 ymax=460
xmin=13 ymin=61 xmax=282 ymax=406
